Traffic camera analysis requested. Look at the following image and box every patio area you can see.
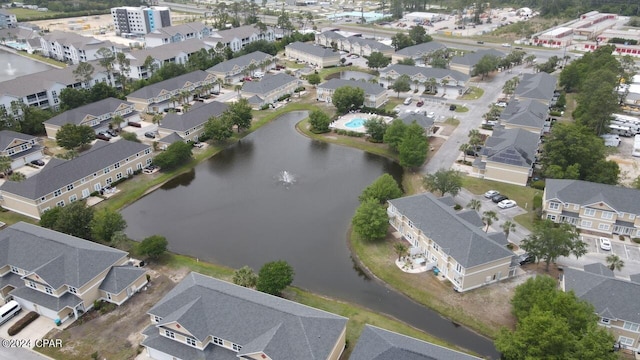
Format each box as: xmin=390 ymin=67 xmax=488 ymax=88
xmin=395 ymin=246 xmax=434 ymax=274
xmin=330 ymin=112 xmax=393 ymax=133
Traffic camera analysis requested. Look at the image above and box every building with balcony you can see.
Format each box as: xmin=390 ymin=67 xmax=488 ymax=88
xmin=449 ymin=48 xmax=505 ymax=75
xmin=144 ymin=21 xmax=211 ymax=48
xmin=317 ymin=79 xmax=387 ymax=108
xmin=207 ymin=24 xmax=275 ymax=53
xmin=391 ymin=41 xmax=447 ymax=64
xmin=39 ymin=31 xmax=117 ymax=65
xmin=0 ymin=130 xmax=44 ymax=170
xmin=111 ymin=6 xmax=171 ymax=36
xmin=0 ymin=9 xmax=17 ymax=28
xmin=119 ymin=39 xmax=212 ymax=79
xmin=206 ymin=51 xmax=275 ymax=84
xmin=284 ymin=41 xmax=341 ymax=68
xmin=158 ymin=101 xmax=228 ymax=144
xmin=241 ymin=73 xmax=301 ymax=109
xmin=379 ymin=64 xmax=469 ymax=89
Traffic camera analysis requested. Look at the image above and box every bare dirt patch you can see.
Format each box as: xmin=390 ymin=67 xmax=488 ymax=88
xmin=36 ymin=266 xmax=188 ymax=360
xmin=437 ymin=124 xmax=456 ymax=137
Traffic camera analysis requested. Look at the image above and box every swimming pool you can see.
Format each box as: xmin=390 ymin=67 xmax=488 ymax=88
xmin=5 ymin=41 xmax=27 ymax=51
xmin=345 ymin=118 xmax=366 ymax=128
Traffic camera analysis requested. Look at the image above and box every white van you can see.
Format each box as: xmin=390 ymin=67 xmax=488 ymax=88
xmin=609 ymin=124 xmax=633 ymax=137
xmin=403 ymin=98 xmax=412 ymax=105
xmin=0 ymin=300 xmax=21 ymax=326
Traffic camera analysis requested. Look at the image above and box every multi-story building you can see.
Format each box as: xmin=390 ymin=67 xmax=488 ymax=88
xmin=534 ymin=11 xmax=617 ymax=47
xmin=0 ymin=9 xmax=17 ymax=28
xmin=158 ymin=101 xmax=228 ymax=144
xmin=561 ymin=264 xmax=640 ymax=353
xmin=206 ymin=51 xmax=275 ymax=84
xmin=284 ymin=41 xmax=341 ymax=68
xmin=144 ymin=21 xmax=211 ymax=48
xmin=317 ymin=79 xmax=387 ymax=108
xmin=0 ymin=140 xmax=153 ymax=219
xmin=0 ymin=130 xmax=44 ymax=170
xmin=543 ymin=179 xmax=640 ymax=237
xmin=513 ymin=72 xmax=557 ymax=106
xmin=498 ymin=99 xmax=549 ymax=134
xmin=39 ymin=31 xmax=117 ymax=65
xmin=449 ymin=48 xmax=505 ymax=76
xmin=388 ymin=193 xmax=516 ymax=292
xmin=378 ymin=64 xmax=470 ymax=89
xmin=207 ymin=24 xmax=275 ymax=53
xmin=111 ymin=6 xmax=171 ymax=36
xmin=119 ymin=39 xmax=212 ymax=79
xmin=241 ymin=73 xmax=301 ymax=108
xmin=44 ymin=97 xmax=139 ymax=139
xmin=0 ymin=61 xmax=116 ymax=115
xmin=141 ymin=272 xmax=348 ymax=360
xmin=0 ymin=222 xmax=148 ymax=323
xmin=392 ymin=41 xmax=447 ymax=64
xmin=126 ymin=70 xmax=218 ymax=113
xmin=314 ymin=31 xmax=394 ymax=57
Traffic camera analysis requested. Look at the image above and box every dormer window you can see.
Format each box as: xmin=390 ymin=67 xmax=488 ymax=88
xmin=165 ymin=330 xmax=175 ymax=339
xmin=10 ymin=266 xmax=19 ymax=274
xmin=186 ymin=337 xmax=197 ymax=347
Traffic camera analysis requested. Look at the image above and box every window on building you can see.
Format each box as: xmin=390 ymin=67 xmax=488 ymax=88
xmin=54 ymin=189 xmax=62 ymax=197
xmin=630 ymin=214 xmax=636 ymax=220
xmin=106 ymin=178 xmax=112 ymax=185
xmin=68 ymin=286 xmax=77 ymax=294
xmin=598 ymin=223 xmax=610 ymax=230
xmin=104 ymin=167 xmax=110 ymax=174
xmin=45 ymin=287 xmax=53 ymax=294
xmin=456 ymin=263 xmax=462 ymax=273
xmin=213 ymin=337 xmax=223 ymax=345
xmin=114 ymin=162 xmax=120 ymax=169
xmin=165 ymin=330 xmax=175 ymax=339
xmin=232 ymin=343 xmax=242 ymax=351
xmin=153 ymin=315 xmax=162 ymax=323
xmin=580 ymin=220 xmax=592 ymax=228
xmin=623 ymin=321 xmax=640 ymax=333
xmin=56 ymin=200 xmax=65 ymax=207
xmin=69 ymin=194 xmax=77 ymax=203
xmin=584 ymin=208 xmax=596 ymax=217
xmin=549 ymin=202 xmax=560 ymax=210
xmin=408 ymin=220 xmax=414 ymax=228
xmin=601 ymin=211 xmax=614 ymax=220
xmin=433 ymin=243 xmax=439 ymax=251
xmin=28 ymin=281 xmax=36 ymax=289
xmin=186 ymin=337 xmax=197 ymax=346
xmin=10 ymin=266 xmax=19 ymax=274
xmin=618 ymin=336 xmax=635 ymax=347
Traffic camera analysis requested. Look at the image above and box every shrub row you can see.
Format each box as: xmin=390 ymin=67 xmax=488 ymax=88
xmin=8 ymin=311 xmax=39 ymax=336
xmin=360 ymin=106 xmax=397 ymax=118
xmin=277 ymin=94 xmax=291 ymax=102
xmin=334 ymin=129 xmax=364 ymax=137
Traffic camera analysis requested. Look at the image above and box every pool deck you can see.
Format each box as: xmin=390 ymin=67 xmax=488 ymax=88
xmin=330 ymin=112 xmax=393 ymax=133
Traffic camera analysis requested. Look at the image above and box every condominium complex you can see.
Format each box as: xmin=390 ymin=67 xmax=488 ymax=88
xmin=111 ymin=6 xmax=171 ymax=36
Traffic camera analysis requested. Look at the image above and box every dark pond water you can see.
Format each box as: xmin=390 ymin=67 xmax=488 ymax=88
xmin=0 ymin=51 xmax=52 ymax=82
xmin=121 ymin=111 xmax=499 ymax=358
xmin=325 ymin=70 xmax=374 ymax=81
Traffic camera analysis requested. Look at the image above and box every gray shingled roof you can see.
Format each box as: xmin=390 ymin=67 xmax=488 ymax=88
xmin=11 ymin=286 xmax=82 ymax=311
xmin=286 ymin=41 xmax=339 ymax=58
xmin=158 ymin=132 xmax=184 ymax=145
xmin=631 ymin=274 xmax=640 ymax=283
xmin=514 ymin=72 xmax=557 ymax=102
xmin=99 ymin=266 xmax=146 ymax=293
xmin=318 ymin=31 xmax=345 ymax=41
xmin=483 ymin=127 xmax=539 ymax=167
xmin=318 ymin=78 xmax=385 ymax=96
xmin=545 ymin=179 xmax=640 ymax=214
xmin=0 ymin=271 xmax=24 ymax=290
xmin=145 ymin=21 xmax=208 ymax=39
xmin=584 ymin=263 xmax=615 ymax=277
xmin=350 ymin=325 xmax=482 ymax=360
xmin=0 ymin=222 xmax=127 ymax=289
xmin=127 ymin=70 xmax=211 ymax=100
xmin=207 ymin=51 xmax=272 ymax=74
xmin=209 ymin=24 xmax=265 ymax=44
xmin=41 ymin=30 xmax=112 ymax=50
xmin=147 ymin=272 xmax=347 ymax=359
xmin=0 ymin=140 xmax=150 ymax=199
xmin=395 ymin=41 xmax=447 ymax=57
xmin=0 ymin=130 xmax=36 ymax=151
xmin=127 ymin=38 xmax=210 ymax=66
xmin=499 ymin=99 xmax=548 ymax=129
xmin=142 ymin=325 xmax=239 ymax=360
xmin=450 ymin=48 xmax=505 ymax=67
xmin=160 ymin=101 xmax=228 ymax=132
xmin=399 ymin=113 xmax=434 ymax=129
xmin=456 ymin=210 xmax=484 ymax=228
xmin=45 ymin=98 xmax=133 ymax=127
xmin=380 ymin=64 xmax=470 ymax=83
xmin=242 ymin=73 xmax=298 ymax=96
xmin=346 ymin=36 xmax=393 ymax=52
xmin=388 ymin=194 xmax=514 ymax=268
xmin=563 ymin=266 xmax=640 ymax=323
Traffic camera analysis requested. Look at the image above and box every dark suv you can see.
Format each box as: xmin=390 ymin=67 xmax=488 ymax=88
xmin=491 ymin=194 xmax=508 ymax=203
xmin=518 ymin=253 xmax=535 ymax=265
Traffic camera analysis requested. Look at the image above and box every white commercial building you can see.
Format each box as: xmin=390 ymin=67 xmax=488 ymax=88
xmin=111 ymin=6 xmax=171 ymax=36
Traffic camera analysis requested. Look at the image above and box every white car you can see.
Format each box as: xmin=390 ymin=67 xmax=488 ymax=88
xmin=502 ymin=43 xmax=512 ymax=47
xmin=496 ymin=102 xmax=508 ymax=108
xmin=498 ymin=199 xmax=517 ymax=209
xmin=403 ymin=98 xmax=412 ymax=105
xmin=484 ymin=190 xmax=499 ymax=198
xmin=599 ymin=237 xmax=612 ymax=251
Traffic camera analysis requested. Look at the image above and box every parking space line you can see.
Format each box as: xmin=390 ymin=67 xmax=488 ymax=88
xmin=624 ymin=244 xmax=631 ymax=259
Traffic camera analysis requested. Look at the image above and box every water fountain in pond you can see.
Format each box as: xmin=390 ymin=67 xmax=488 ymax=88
xmin=6 ymin=63 xmax=16 ymax=76
xmin=277 ymin=170 xmax=296 ymax=187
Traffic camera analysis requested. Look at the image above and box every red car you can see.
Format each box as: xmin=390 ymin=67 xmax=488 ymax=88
xmin=243 ymin=77 xmax=252 ymax=82
xmin=416 ymin=100 xmax=424 ymax=107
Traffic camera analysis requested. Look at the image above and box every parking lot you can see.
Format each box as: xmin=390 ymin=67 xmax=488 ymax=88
xmin=393 ymin=96 xmax=453 ymax=122
xmin=582 ymin=235 xmax=640 ymax=262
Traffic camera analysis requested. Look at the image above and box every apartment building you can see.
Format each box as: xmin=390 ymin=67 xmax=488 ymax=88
xmin=314 ymin=31 xmax=394 ymax=57
xmin=0 ymin=130 xmax=44 ymax=170
xmin=0 ymin=9 xmax=17 ymax=28
xmin=388 ymin=193 xmax=516 ymax=292
xmin=0 ymin=222 xmax=147 ymax=322
xmin=543 ymin=179 xmax=640 ymax=237
xmin=498 ymin=99 xmax=549 ymax=134
xmin=449 ymin=48 xmax=505 ymax=75
xmin=0 ymin=140 xmax=153 ymax=219
xmin=317 ymin=78 xmax=387 ymax=108
xmin=158 ymin=101 xmax=228 ymax=144
xmin=392 ymin=41 xmax=447 ymax=64
xmin=39 ymin=31 xmax=116 ymax=65
xmin=513 ymin=72 xmax=557 ymax=106
xmin=120 ymin=38 xmax=212 ymax=79
xmin=141 ymin=272 xmax=347 ymax=360
xmin=144 ymin=21 xmax=211 ymax=48
xmin=111 ymin=6 xmax=171 ymax=35
xmin=378 ymin=64 xmax=470 ymax=89
xmin=241 ymin=73 xmax=301 ymax=108
xmin=206 ymin=51 xmax=275 ymax=84
xmin=207 ymin=24 xmax=275 ymax=53
xmin=285 ymin=41 xmax=341 ymax=68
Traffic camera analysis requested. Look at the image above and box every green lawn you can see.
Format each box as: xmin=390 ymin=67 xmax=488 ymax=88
xmin=383 ymin=98 xmax=402 ymax=112
xmin=317 ymin=66 xmax=375 ymax=81
xmin=0 ymin=209 xmax=37 ymax=227
xmin=281 ymin=60 xmax=306 ymax=69
xmin=6 ymin=8 xmax=64 ymax=20
xmin=459 ymin=86 xmax=484 ymax=100
xmin=454 ymin=106 xmax=469 ymax=113
xmin=444 ymin=117 xmax=460 ymax=126
xmin=19 ymin=51 xmax=67 ymax=68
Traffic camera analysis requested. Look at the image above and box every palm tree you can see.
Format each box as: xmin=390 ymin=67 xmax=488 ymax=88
xmin=180 ymin=90 xmax=191 ymax=105
xmin=169 ymin=95 xmax=179 ymax=108
xmin=183 ymin=103 xmax=192 ymax=113
xmin=234 ymin=84 xmax=242 ymax=98
xmin=110 ymin=115 xmax=124 ymax=132
xmin=427 ymin=77 xmax=437 ymax=94
xmin=393 ymin=242 xmax=408 ymax=261
xmin=413 ymin=79 xmax=420 ymax=92
xmin=151 ymin=113 xmax=163 ymax=125
xmin=606 ymin=254 xmax=625 ymax=272
xmin=467 ymin=199 xmax=481 ymax=212
xmin=459 ymin=143 xmax=472 ymax=162
xmin=482 ymin=210 xmax=498 ymax=232
xmin=441 ymin=79 xmax=449 ymax=94
xmin=501 ymin=220 xmax=516 ymax=241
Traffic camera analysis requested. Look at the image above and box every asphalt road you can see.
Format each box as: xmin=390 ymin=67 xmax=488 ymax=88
xmin=0 ymin=339 xmax=50 ymax=360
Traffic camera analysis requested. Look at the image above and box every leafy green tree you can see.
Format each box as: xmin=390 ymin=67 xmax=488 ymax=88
xmin=96 ymin=47 xmax=115 ymax=82
xmin=363 ymin=116 xmax=388 ymax=143
xmin=256 ymin=260 xmax=294 ymax=295
xmin=39 ymin=207 xmax=62 ymax=229
xmin=397 ymin=58 xmax=416 ymax=66
xmin=542 ymin=123 xmax=619 ymax=184
xmin=359 ymin=173 xmax=403 ymax=204
xmin=115 ymin=52 xmax=131 ymax=92
xmin=0 ymin=156 xmax=11 ymax=175
xmin=137 ymin=235 xmax=168 ymax=259
xmin=383 ymin=119 xmax=408 ymax=151
xmin=473 ymin=54 xmax=500 ymax=79
xmin=352 ymin=198 xmax=389 ymax=241
xmin=18 ymin=105 xmax=51 ymax=135
xmin=367 ymin=51 xmax=390 ymax=69
xmin=226 ymin=98 xmax=253 ymax=132
xmin=120 ymin=131 xmax=140 ymax=142
xmin=308 ymin=110 xmax=332 ymax=133
xmin=90 ymin=209 xmax=127 ymax=242
xmin=408 ymin=25 xmax=431 ymax=44
xmin=467 ymin=199 xmax=481 ymax=212
xmin=606 ymin=254 xmax=624 ymax=272
xmin=56 ymin=124 xmax=96 ymax=150
xmin=391 ymin=32 xmax=413 ymax=51
xmin=204 ymin=115 xmax=234 ymax=142
xmin=233 ymin=265 xmax=258 ymax=288
xmin=89 ymin=82 xmax=119 ymax=103
xmin=73 ymin=62 xmax=95 ymax=85
xmin=423 ymin=169 xmax=463 ymax=196
xmin=46 ymin=201 xmax=95 ymax=239
xmin=394 ymin=242 xmax=407 ymax=260
xmin=573 ymin=69 xmax=619 ymax=135
xmin=306 ymin=73 xmax=321 ymax=86
xmin=153 ymin=141 xmax=193 ymax=170
xmin=520 ymin=220 xmax=587 ymax=271
xmin=398 ymin=123 xmax=428 ymax=169
xmin=391 ymin=74 xmax=411 ymax=98
xmin=332 ymin=86 xmax=364 ymax=114
xmin=7 ymin=172 xmax=25 ymax=182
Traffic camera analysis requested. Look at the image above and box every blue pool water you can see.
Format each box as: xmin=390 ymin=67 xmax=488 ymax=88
xmin=345 ymin=118 xmax=366 ymax=128
xmin=5 ymin=41 xmax=27 ymax=50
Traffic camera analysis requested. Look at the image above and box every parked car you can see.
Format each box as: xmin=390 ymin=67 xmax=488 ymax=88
xmin=518 ymin=253 xmax=535 ymax=265
xmin=30 ymin=159 xmax=45 ymax=166
xmin=449 ymin=104 xmax=457 ymax=111
xmin=477 ymin=41 xmax=484 ymax=44
xmin=599 ymin=237 xmax=612 ymax=251
xmin=496 ymin=102 xmax=508 ymax=108
xmin=144 ymin=132 xmax=156 ymax=139
xmin=128 ymin=121 xmax=142 ymax=128
xmin=416 ymin=100 xmax=424 ymax=107
xmin=107 ymin=129 xmax=118 ymax=137
xmin=498 ymin=199 xmax=517 ymax=209
xmin=491 ymin=194 xmax=508 ymax=203
xmin=484 ymin=190 xmax=499 ymax=198
xmin=96 ymin=132 xmax=111 ymax=141
xmin=502 ymin=43 xmax=512 ymax=47
xmin=243 ymin=77 xmax=252 ymax=82
xmin=403 ymin=98 xmax=412 ymax=105
xmin=193 ymin=142 xmax=204 ymax=148
xmin=142 ymin=165 xmax=160 ymax=175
